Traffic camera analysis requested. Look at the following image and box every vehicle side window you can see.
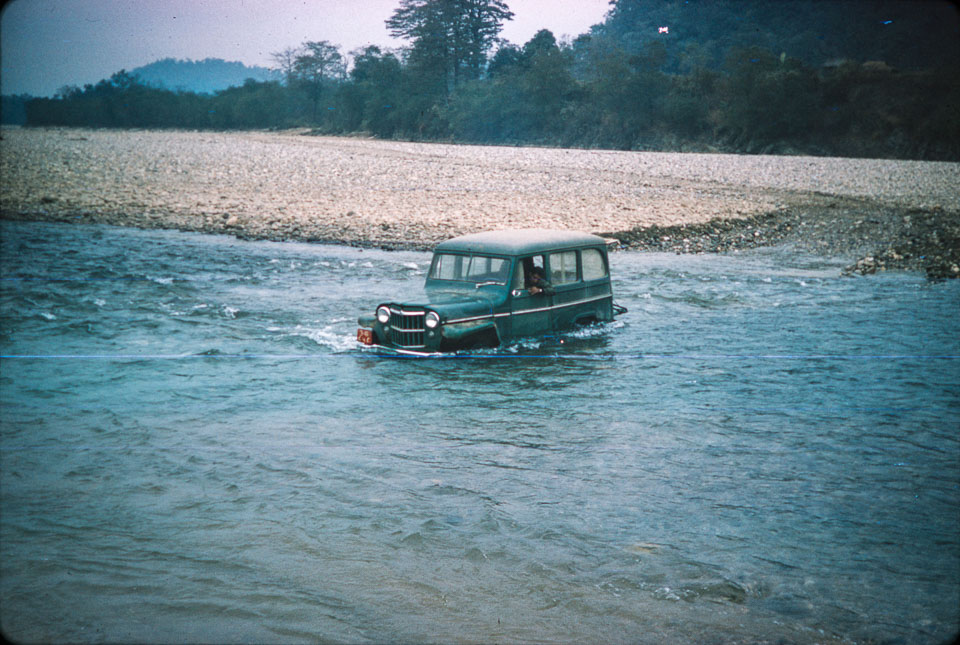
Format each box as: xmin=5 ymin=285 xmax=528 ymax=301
xmin=549 ymin=251 xmax=578 ymax=285
xmin=582 ymin=248 xmax=607 ymax=281
xmin=513 ymin=255 xmax=545 ymax=290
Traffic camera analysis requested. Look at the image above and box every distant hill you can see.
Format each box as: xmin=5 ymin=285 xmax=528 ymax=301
xmin=129 ymin=58 xmax=280 ymax=94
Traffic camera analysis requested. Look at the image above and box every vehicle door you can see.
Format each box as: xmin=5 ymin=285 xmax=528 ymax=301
xmin=509 ymin=255 xmax=552 ymax=337
xmin=546 ymin=249 xmax=582 ymax=329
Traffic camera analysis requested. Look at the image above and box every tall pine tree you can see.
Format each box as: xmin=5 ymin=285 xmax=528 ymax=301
xmin=387 ymin=0 xmax=514 ymax=91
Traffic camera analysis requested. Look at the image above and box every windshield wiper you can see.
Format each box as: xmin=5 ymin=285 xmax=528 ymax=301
xmin=474 ymin=281 xmax=501 ymax=288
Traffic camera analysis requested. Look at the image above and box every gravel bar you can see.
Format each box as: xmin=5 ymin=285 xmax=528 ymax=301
xmin=2 ymin=127 xmax=958 ymax=277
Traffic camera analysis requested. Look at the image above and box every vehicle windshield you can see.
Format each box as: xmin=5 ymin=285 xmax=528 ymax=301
xmin=429 ymin=253 xmax=510 ymax=284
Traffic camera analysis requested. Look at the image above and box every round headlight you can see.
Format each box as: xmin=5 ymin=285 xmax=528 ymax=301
xmin=377 ymin=306 xmax=391 ymax=324
xmin=425 ymin=311 xmax=440 ymax=329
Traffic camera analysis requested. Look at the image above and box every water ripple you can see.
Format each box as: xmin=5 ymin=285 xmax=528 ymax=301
xmin=2 ymin=220 xmax=958 ymax=644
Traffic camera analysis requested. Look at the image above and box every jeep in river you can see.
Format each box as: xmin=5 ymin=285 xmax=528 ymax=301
xmin=356 ymin=229 xmax=621 ymax=354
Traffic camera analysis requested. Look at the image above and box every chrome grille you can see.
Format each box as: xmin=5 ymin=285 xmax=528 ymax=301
xmin=387 ymin=308 xmax=425 ymax=347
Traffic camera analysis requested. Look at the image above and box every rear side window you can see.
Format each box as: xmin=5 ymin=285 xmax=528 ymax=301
xmin=549 ymin=251 xmax=578 ymax=285
xmin=582 ymin=248 xmax=607 ymax=281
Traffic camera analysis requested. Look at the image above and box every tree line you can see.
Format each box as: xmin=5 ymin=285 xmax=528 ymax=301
xmin=18 ymin=0 xmax=960 ymax=160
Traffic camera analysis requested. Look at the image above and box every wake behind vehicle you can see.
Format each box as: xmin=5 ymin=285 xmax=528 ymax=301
xmin=357 ymin=229 xmax=623 ymax=354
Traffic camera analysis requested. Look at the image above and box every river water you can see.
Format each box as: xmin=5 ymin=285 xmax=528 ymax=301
xmin=1 ymin=220 xmax=958 ymax=644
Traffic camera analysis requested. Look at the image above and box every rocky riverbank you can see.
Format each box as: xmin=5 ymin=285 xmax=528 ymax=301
xmin=605 ymin=197 xmax=960 ymax=279
xmin=2 ymin=127 xmax=958 ymax=278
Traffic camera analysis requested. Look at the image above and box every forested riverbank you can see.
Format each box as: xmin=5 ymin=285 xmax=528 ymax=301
xmin=8 ymin=0 xmax=959 ymax=161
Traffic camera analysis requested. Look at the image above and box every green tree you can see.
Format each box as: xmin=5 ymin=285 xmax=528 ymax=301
xmin=387 ymin=0 xmax=513 ymax=91
xmin=447 ymin=30 xmax=577 ymax=143
xmin=487 ymin=43 xmax=522 ymax=77
xmin=270 ymin=46 xmax=303 ymax=85
xmin=293 ymin=41 xmax=344 ymax=123
xmin=719 ymin=47 xmax=819 ymax=150
xmin=520 ymin=31 xmax=577 ymax=138
xmin=356 ymin=47 xmax=403 ymax=136
xmin=520 ymin=29 xmax=558 ymax=62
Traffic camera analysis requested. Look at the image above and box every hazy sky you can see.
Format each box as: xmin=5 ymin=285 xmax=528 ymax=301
xmin=1 ymin=0 xmax=611 ymax=96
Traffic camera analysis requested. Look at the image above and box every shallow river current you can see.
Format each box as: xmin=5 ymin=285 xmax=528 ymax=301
xmin=1 ymin=220 xmax=958 ymax=644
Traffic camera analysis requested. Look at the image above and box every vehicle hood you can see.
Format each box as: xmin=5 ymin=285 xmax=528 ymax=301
xmin=385 ymin=287 xmax=506 ymax=321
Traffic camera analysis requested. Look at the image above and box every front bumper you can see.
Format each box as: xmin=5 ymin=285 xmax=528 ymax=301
xmin=357 ymin=313 xmax=499 ymax=352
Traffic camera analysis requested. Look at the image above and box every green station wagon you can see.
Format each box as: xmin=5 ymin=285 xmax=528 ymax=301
xmin=357 ymin=229 xmax=623 ymax=354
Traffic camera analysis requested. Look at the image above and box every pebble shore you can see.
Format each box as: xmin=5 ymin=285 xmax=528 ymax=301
xmin=2 ymin=127 xmax=958 ymax=277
